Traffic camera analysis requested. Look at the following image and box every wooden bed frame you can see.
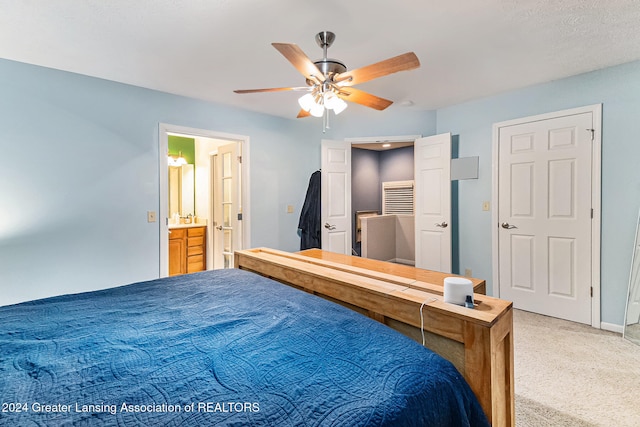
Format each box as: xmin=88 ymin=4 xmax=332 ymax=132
xmin=235 ymin=248 xmax=514 ymax=427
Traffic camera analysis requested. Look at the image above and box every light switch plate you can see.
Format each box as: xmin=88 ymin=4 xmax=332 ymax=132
xmin=147 ymin=211 xmax=157 ymax=222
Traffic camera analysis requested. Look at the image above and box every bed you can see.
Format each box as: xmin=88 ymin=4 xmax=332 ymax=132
xmin=235 ymin=248 xmax=515 ymax=427
xmin=0 ymin=267 xmax=489 ymax=426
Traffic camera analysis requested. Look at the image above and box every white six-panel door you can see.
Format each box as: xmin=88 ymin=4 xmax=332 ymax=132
xmin=321 ymin=140 xmax=352 ymax=254
xmin=497 ymin=111 xmax=594 ymax=324
xmin=414 ymin=134 xmax=452 ymax=273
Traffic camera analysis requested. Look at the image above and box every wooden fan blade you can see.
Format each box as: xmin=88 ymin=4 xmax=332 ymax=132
xmin=337 ymin=87 xmax=393 ymax=111
xmin=272 ymin=43 xmax=324 ymax=83
xmin=234 ymin=86 xmax=309 ymax=94
xmin=337 ymin=52 xmax=420 ymax=87
xmin=297 ymin=109 xmax=311 ymax=118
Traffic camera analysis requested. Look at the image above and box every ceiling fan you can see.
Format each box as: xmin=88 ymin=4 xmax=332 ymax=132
xmin=234 ymin=31 xmax=420 ymax=119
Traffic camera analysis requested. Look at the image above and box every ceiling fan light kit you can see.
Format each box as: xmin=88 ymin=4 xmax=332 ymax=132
xmin=234 ymin=31 xmax=420 ymax=128
xmin=298 ymin=83 xmax=349 ymax=117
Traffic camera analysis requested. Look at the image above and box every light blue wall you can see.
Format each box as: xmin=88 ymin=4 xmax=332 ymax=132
xmin=317 ymin=108 xmax=436 ymax=141
xmin=0 ymin=58 xmax=436 ymax=306
xmin=0 ymin=58 xmax=319 ymax=305
xmin=436 ymin=60 xmax=640 ymax=325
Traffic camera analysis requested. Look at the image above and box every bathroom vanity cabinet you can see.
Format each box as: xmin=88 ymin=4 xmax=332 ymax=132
xmin=169 ymin=225 xmax=206 ymax=276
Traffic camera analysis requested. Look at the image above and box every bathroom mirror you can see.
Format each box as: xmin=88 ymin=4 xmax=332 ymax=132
xmin=168 ymin=164 xmax=195 ymax=218
xmin=623 ymin=207 xmax=640 ymax=345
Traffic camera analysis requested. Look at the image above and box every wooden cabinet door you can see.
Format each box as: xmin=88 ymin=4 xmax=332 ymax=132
xmin=169 ymin=232 xmax=187 ymax=276
xmin=187 ymin=226 xmax=206 ymax=273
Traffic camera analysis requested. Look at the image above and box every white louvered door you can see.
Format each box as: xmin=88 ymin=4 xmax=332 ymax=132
xmin=382 ymin=181 xmax=414 ymax=215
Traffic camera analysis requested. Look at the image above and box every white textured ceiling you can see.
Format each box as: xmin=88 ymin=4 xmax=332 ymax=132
xmin=2 ymin=0 xmax=640 ymax=119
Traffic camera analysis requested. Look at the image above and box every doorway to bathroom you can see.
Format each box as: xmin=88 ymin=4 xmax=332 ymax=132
xmin=158 ymin=123 xmax=251 ymax=277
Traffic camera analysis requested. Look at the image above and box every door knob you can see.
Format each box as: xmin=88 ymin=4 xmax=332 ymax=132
xmin=501 ymin=222 xmax=517 ymax=229
xmin=216 ymin=225 xmax=223 ymax=231
xmin=324 ymin=222 xmax=336 ymax=230
xmin=435 ymin=221 xmax=448 ymax=228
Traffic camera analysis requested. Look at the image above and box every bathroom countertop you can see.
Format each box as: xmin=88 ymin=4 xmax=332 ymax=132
xmin=168 ymin=222 xmax=207 ymax=229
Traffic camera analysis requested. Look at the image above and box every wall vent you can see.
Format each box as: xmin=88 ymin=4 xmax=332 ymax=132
xmin=382 ymin=180 xmax=414 ymax=215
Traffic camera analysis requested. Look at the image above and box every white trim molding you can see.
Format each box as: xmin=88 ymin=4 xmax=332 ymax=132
xmin=600 ymin=322 xmax=623 ymax=334
xmin=345 ymin=134 xmax=422 ymax=144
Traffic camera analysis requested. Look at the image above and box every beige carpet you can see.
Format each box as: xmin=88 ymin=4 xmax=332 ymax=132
xmin=514 ymin=310 xmax=640 ymax=426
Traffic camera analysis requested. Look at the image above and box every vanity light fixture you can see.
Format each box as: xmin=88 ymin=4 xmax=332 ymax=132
xmin=168 ymin=151 xmax=188 ymax=167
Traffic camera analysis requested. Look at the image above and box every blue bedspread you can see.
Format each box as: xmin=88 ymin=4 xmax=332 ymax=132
xmin=0 ymin=269 xmax=489 ymax=426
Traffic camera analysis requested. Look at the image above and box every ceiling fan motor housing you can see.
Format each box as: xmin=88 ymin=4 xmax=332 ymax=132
xmin=305 ymin=31 xmax=347 ymax=85
xmin=306 ymin=59 xmax=347 ymax=85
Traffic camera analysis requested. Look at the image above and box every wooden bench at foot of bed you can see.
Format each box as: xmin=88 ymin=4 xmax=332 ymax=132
xmin=235 ymin=248 xmax=514 ymax=427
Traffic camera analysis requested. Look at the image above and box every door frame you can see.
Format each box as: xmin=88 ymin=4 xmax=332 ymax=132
xmin=491 ymin=104 xmax=602 ymax=328
xmin=158 ymin=123 xmax=251 ymax=277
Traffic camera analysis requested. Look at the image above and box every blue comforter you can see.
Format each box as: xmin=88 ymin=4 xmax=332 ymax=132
xmin=0 ymin=269 xmax=489 ymax=426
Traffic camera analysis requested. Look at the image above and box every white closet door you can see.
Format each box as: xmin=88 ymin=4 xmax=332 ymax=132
xmin=414 ymin=133 xmax=452 ymax=273
xmin=321 ymin=139 xmax=352 ymax=254
xmin=497 ymin=112 xmax=593 ymax=324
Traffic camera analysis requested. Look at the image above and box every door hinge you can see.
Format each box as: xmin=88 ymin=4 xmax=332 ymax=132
xmin=591 ymin=208 xmax=594 ymax=219
xmin=238 ymin=155 xmax=242 ymax=164
xmin=590 ymin=287 xmax=593 ymax=297
xmin=587 ymin=128 xmax=595 ymax=141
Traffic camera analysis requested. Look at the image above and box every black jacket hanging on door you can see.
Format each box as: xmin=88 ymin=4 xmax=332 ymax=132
xmin=298 ymin=170 xmax=321 ymax=250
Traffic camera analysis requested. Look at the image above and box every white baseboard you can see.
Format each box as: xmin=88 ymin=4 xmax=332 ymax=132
xmin=600 ymin=322 xmax=623 ymax=334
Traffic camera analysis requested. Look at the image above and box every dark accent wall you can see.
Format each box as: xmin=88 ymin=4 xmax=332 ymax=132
xmin=352 ymin=148 xmax=380 ymax=255
xmin=351 ymin=146 xmax=415 ymax=255
xmin=380 ymin=145 xmax=414 ymax=183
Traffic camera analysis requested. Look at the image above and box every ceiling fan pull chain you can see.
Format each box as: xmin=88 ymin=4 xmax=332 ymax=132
xmin=322 ymin=109 xmax=328 ymax=133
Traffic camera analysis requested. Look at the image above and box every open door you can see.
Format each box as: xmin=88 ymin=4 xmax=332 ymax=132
xmin=321 ymin=140 xmax=352 ymax=254
xmin=213 ymin=142 xmax=242 ymax=268
xmin=625 ymin=228 xmax=640 ymax=326
xmin=414 ymin=133 xmax=452 ymax=273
